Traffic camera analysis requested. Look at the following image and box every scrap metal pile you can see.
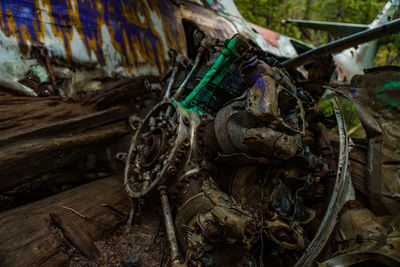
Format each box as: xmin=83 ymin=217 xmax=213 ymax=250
xmin=123 ymin=33 xmax=361 ymax=267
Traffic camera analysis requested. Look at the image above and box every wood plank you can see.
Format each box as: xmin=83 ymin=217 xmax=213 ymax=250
xmin=50 ymin=212 xmax=100 ymax=259
xmin=0 ymin=176 xmax=127 ymax=267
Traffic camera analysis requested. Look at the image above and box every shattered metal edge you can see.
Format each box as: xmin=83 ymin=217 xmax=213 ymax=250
xmin=294 ymin=97 xmax=351 ymax=267
xmin=283 ymin=18 xmax=400 ymax=69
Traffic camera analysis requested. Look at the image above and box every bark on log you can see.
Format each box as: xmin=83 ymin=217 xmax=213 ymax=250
xmin=0 ymin=176 xmax=127 ymax=267
xmin=0 ymin=92 xmax=132 ymax=192
xmin=0 ymin=74 xmax=158 ymax=192
xmin=84 ymin=76 xmax=158 ymax=110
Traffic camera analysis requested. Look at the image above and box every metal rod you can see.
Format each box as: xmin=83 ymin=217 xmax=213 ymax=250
xmin=284 ymin=19 xmax=368 ymax=35
xmin=164 ymin=66 xmax=178 ymax=100
xmin=159 ymin=186 xmax=183 ymax=266
xmin=283 ymin=18 xmax=400 ymax=69
xmin=174 ymin=51 xmax=202 ymax=100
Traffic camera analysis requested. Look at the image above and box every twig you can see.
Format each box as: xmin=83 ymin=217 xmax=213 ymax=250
xmin=62 ymin=205 xmax=87 ymax=219
xmin=348 ymin=122 xmax=362 ymax=136
xmin=163 ymin=256 xmax=171 ymax=267
xmin=62 ymin=205 xmax=112 ymax=229
xmin=159 ymin=241 xmax=165 ymax=267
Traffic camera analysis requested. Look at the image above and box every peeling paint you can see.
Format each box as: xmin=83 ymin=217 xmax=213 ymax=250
xmin=0 ymin=0 xmax=186 ymax=77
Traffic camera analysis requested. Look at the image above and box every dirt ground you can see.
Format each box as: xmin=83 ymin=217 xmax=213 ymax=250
xmin=69 ymin=207 xmax=169 ymax=267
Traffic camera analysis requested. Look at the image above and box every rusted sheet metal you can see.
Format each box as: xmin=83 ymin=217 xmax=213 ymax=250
xmin=0 ymin=0 xmax=302 ymax=98
xmin=248 ymin=22 xmax=279 ymax=47
xmin=329 ymin=208 xmax=400 ymax=264
xmin=247 ymin=22 xmax=299 ymax=59
xmin=180 ymin=1 xmax=236 ymax=40
xmin=337 ymin=66 xmax=400 ymax=215
xmin=0 ymin=0 xmax=186 ymax=78
xmin=180 ymin=1 xmax=297 ymax=59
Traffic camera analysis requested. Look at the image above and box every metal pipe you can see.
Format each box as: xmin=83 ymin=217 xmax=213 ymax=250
xmin=181 ymin=50 xmax=226 ymax=107
xmin=284 ymin=19 xmax=368 ymax=35
xmin=164 ymin=66 xmax=178 ymax=100
xmin=174 ymin=50 xmax=202 ymax=100
xmin=283 ymin=18 xmax=400 ymax=69
xmin=159 ymin=186 xmax=183 ymax=266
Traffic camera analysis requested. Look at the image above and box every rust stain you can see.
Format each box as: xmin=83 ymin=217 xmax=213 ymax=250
xmin=248 ymin=22 xmax=279 ymax=47
xmin=0 ymin=0 xmax=186 ymax=74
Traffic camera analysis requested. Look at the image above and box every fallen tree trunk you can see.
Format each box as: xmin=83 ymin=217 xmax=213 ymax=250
xmin=0 ymin=93 xmax=132 ymax=192
xmin=0 ymin=74 xmax=159 ymax=193
xmin=0 ymin=176 xmax=128 ymax=267
xmin=0 ymin=113 xmax=130 ymax=192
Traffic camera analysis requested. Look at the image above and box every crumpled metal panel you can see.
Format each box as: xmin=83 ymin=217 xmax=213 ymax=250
xmin=331 ymin=208 xmax=400 ymax=264
xmin=247 ymin=22 xmax=299 ymax=59
xmin=180 ymin=1 xmax=298 ymax=59
xmin=0 ymin=0 xmax=186 ymax=78
xmin=338 ymin=66 xmax=400 ymax=215
xmin=180 ymin=1 xmax=236 ymax=40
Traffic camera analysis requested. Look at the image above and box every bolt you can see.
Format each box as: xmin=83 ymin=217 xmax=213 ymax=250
xmin=115 ymin=152 xmax=127 ymax=161
xmin=167 ymin=166 xmax=177 ymax=176
xmin=158 ymin=185 xmax=167 ymax=195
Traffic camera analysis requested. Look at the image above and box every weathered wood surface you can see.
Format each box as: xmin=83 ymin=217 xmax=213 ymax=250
xmin=0 ymin=176 xmax=127 ymax=267
xmin=0 ymin=75 xmax=158 ymax=192
xmin=0 ymin=92 xmax=132 ymax=192
xmin=84 ymin=76 xmax=158 ymax=110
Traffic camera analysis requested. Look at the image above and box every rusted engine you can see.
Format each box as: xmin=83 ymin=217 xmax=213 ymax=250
xmin=124 ymin=33 xmax=338 ymax=267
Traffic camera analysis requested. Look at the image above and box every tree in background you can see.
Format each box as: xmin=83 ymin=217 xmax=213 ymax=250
xmin=235 ymin=0 xmax=400 ymax=66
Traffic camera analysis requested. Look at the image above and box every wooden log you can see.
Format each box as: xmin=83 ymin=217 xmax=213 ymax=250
xmin=0 ymin=93 xmax=95 ymax=137
xmin=84 ymin=76 xmax=158 ymax=110
xmin=0 ymin=120 xmax=129 ymax=192
xmin=0 ymin=91 xmax=134 ymax=192
xmin=50 ymin=212 xmax=101 ymax=259
xmin=0 ymin=74 xmax=158 ymax=191
xmin=0 ymin=176 xmax=128 ymax=267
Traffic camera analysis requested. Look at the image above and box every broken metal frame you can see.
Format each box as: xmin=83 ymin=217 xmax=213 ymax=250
xmin=283 ymin=18 xmax=400 ymax=69
xmin=294 ymin=97 xmax=352 ymax=267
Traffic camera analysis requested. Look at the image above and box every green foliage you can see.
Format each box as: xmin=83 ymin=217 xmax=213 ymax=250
xmin=234 ymin=0 xmax=400 ymax=66
xmin=235 ymin=0 xmax=396 ymax=139
xmin=318 ymin=97 xmax=366 ymax=138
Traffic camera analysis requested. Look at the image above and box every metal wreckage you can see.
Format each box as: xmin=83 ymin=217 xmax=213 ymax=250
xmin=0 ymin=1 xmax=399 ymax=267
xmin=123 ymin=32 xmax=400 ymax=267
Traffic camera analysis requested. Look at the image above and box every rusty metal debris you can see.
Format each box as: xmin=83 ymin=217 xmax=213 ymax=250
xmin=294 ymin=97 xmax=353 ymax=267
xmin=1 ymin=2 xmax=399 ymax=266
xmin=283 ymin=18 xmax=400 ymax=69
xmin=123 ymin=32 xmax=391 ymax=267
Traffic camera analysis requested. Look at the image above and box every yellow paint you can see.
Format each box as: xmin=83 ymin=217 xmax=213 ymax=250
xmin=0 ymin=0 xmax=186 ymax=75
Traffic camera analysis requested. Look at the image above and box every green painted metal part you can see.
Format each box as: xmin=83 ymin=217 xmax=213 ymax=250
xmin=179 ymin=36 xmax=240 ymax=110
